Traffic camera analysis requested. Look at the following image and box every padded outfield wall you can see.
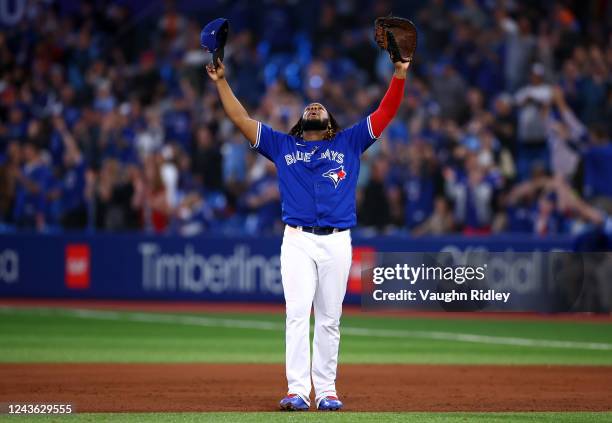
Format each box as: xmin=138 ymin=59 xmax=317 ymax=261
xmin=0 ymin=233 xmax=574 ymax=304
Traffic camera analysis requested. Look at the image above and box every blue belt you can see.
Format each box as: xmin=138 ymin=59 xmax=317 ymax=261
xmin=288 ymin=224 xmax=348 ymax=235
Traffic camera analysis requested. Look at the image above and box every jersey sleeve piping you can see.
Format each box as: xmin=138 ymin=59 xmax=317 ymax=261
xmin=250 ymin=121 xmax=262 ymax=149
xmin=366 ymin=115 xmax=377 ymax=140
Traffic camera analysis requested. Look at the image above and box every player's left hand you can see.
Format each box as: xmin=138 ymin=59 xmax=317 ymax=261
xmin=393 ymin=59 xmax=411 ymax=78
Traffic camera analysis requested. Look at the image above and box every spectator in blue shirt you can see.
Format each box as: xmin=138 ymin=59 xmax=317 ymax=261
xmin=163 ymin=96 xmax=192 ymax=152
xmin=242 ymin=161 xmax=281 ymax=234
xmin=582 ymin=124 xmax=612 ymax=213
xmin=222 ymin=129 xmax=249 ymax=196
xmin=13 ymin=141 xmax=54 ymax=229
xmin=400 ymin=142 xmax=438 ymax=230
xmin=175 ymin=191 xmax=215 ymax=237
xmin=444 ymin=156 xmax=495 ymax=235
xmin=6 ymin=107 xmax=28 ymax=141
xmin=53 ymin=117 xmax=88 ymax=229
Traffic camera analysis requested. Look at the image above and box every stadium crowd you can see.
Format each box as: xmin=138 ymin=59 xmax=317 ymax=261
xmin=0 ymin=0 xmax=610 ymax=236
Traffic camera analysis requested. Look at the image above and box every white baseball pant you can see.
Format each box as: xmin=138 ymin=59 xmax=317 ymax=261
xmin=280 ymin=225 xmax=352 ymax=406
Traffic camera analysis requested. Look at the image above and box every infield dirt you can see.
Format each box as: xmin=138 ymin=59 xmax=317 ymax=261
xmin=1 ymin=363 xmax=611 ymax=412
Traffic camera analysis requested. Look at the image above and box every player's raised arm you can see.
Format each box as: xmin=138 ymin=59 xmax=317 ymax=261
xmin=369 ymin=61 xmax=409 ymax=138
xmin=206 ymin=59 xmax=259 ymax=146
xmin=368 ymin=16 xmax=416 ymax=138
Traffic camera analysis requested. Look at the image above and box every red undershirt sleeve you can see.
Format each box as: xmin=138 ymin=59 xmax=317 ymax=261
xmin=369 ymin=76 xmax=405 ymax=138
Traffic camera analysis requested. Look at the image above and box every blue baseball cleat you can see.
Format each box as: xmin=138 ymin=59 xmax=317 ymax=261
xmin=317 ymin=396 xmax=343 ymax=411
xmin=279 ymin=394 xmax=309 ymax=411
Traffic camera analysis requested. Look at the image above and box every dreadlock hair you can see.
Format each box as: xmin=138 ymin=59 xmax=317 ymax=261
xmin=288 ymin=111 xmax=341 ymax=140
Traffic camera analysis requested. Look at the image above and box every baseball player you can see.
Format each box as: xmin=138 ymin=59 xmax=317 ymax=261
xmin=206 ymin=52 xmax=409 ymax=410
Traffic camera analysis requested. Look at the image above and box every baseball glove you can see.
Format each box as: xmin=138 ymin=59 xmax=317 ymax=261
xmin=374 ymin=16 xmax=418 ymax=63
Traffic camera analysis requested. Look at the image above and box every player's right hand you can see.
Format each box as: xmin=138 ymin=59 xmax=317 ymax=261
xmin=206 ymin=58 xmax=225 ymax=81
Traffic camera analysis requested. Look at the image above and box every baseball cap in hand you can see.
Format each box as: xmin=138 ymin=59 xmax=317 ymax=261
xmin=200 ymin=18 xmax=229 ymax=67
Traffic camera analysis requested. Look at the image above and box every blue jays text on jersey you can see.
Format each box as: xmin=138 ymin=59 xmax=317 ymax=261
xmin=251 ymin=116 xmax=378 ymax=228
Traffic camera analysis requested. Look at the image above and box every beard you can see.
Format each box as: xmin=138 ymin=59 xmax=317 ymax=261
xmin=302 ymin=116 xmax=329 ymax=131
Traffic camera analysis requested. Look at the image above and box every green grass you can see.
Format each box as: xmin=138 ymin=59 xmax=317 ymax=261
xmin=2 ymin=412 xmax=612 ymax=423
xmin=0 ymin=307 xmax=611 ymax=365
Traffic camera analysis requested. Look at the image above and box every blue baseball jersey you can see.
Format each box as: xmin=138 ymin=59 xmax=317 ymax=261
xmin=251 ymin=116 xmax=377 ymax=228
